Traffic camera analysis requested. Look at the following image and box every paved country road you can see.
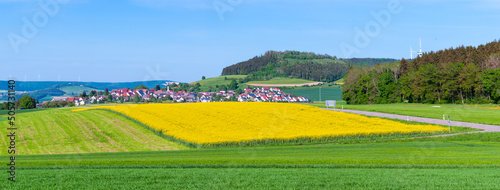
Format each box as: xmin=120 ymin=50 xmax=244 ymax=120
xmin=323 ymin=108 xmax=500 ymax=133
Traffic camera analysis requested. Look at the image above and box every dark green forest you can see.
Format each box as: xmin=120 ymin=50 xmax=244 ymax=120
xmin=346 ymin=58 xmax=398 ymax=66
xmin=342 ymin=40 xmax=500 ymax=104
xmin=222 ymin=51 xmax=397 ymax=82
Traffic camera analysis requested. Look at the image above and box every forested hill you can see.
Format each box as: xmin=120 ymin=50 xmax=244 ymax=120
xmin=342 ymin=40 xmax=500 ymax=104
xmin=221 ymin=50 xmax=398 ymax=82
xmin=347 ymin=58 xmax=398 ymax=66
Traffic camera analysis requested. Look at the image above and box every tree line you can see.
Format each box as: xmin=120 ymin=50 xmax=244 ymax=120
xmin=345 ymin=58 xmax=398 ymax=67
xmin=0 ymin=95 xmax=38 ymax=110
xmin=342 ymin=40 xmax=500 ymax=104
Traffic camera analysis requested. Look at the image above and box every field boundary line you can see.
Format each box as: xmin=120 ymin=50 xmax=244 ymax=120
xmin=9 ymin=164 xmax=500 ymax=170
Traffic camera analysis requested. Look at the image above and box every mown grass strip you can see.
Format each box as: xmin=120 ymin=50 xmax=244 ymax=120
xmin=0 ymin=109 xmax=188 ymax=155
xmin=2 ymin=134 xmax=498 ymax=169
xmin=11 ymin=163 xmax=500 ymax=170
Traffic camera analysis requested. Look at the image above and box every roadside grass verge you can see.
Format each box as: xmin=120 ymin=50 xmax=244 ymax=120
xmin=308 ymin=103 xmax=500 ymax=126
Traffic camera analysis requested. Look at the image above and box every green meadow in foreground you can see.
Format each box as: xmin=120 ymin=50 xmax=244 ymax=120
xmin=2 ymin=168 xmax=498 ymax=190
xmin=1 ymin=104 xmax=498 ymax=189
xmin=1 ymin=133 xmax=499 ymax=189
xmin=5 ymin=133 xmax=499 ymax=168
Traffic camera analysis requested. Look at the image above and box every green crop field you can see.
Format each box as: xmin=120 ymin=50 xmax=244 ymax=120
xmin=0 ymin=108 xmax=187 ymax=155
xmin=333 ymin=78 xmax=344 ymax=84
xmin=0 ymin=108 xmax=48 ymax=116
xmin=1 ymin=132 xmax=499 ymax=189
xmin=310 ymin=103 xmax=500 ymax=126
xmin=287 ymin=87 xmax=343 ymax=101
xmin=190 ymin=75 xmax=247 ymax=91
xmin=246 ymin=77 xmax=315 ymax=85
xmin=3 ymin=168 xmax=498 ymax=189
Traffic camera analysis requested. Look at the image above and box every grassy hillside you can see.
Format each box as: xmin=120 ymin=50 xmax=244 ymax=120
xmin=59 ymin=86 xmax=98 ymax=96
xmin=0 ymin=108 xmax=187 ymax=155
xmin=190 ymin=75 xmax=247 ymax=91
xmin=246 ymin=77 xmax=314 ymax=85
xmin=333 ymin=78 xmax=344 ymax=85
xmin=37 ymin=85 xmax=98 ymax=102
xmin=1 ymin=132 xmax=498 ymax=189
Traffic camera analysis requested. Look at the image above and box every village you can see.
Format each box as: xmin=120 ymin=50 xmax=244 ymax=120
xmin=46 ymin=86 xmax=310 ymax=106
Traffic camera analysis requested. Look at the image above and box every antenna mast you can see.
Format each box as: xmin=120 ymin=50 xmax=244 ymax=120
xmin=418 ymin=37 xmax=423 ymax=57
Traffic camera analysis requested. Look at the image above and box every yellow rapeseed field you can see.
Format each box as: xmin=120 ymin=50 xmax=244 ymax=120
xmin=73 ymin=102 xmax=447 ymax=145
xmin=483 ymin=107 xmax=500 ymax=110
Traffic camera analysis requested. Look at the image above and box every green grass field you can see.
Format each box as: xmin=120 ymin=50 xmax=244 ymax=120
xmin=287 ymin=87 xmax=343 ymax=101
xmin=33 ymin=86 xmax=101 ymax=102
xmin=246 ymin=77 xmax=315 ymax=85
xmin=0 ymin=108 xmax=187 ymax=155
xmin=1 ymin=132 xmax=499 ymax=189
xmin=3 ymin=168 xmax=498 ymax=189
xmin=333 ymin=78 xmax=344 ymax=84
xmin=0 ymin=108 xmax=47 ymax=115
xmin=59 ymin=86 xmax=99 ymax=96
xmin=190 ymin=75 xmax=247 ymax=91
xmin=310 ymin=102 xmax=500 ymax=126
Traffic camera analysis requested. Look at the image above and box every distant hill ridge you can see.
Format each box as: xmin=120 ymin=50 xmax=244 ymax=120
xmin=222 ymin=50 xmax=397 ymax=82
xmin=0 ymin=80 xmax=175 ymax=92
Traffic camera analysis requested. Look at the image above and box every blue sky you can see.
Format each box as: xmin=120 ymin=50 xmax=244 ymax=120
xmin=1 ymin=0 xmax=499 ymax=82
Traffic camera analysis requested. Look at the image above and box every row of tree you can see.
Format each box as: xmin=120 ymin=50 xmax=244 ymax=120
xmin=342 ymin=40 xmax=500 ymax=104
xmin=345 ymin=58 xmax=398 ymax=67
xmin=0 ymin=95 xmax=38 ymax=110
xmin=41 ymin=100 xmax=75 ymax=108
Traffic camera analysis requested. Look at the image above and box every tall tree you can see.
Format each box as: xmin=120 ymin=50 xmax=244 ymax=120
xmin=18 ymin=95 xmax=36 ymax=109
xmin=228 ymin=80 xmax=238 ymax=90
